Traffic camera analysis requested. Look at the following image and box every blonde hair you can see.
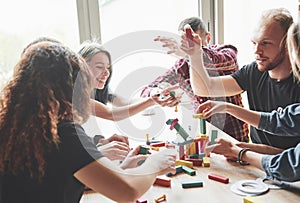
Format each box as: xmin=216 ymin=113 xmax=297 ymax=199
xmin=287 ymin=22 xmax=300 ymax=82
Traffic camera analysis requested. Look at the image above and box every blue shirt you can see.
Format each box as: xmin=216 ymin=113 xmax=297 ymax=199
xmin=258 ymin=104 xmax=300 ymax=182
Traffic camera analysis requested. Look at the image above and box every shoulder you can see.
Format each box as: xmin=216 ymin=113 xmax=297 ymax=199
xmin=57 ymin=120 xmax=90 ymax=143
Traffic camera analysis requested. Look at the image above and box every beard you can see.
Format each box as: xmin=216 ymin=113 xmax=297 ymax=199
xmin=257 ymin=47 xmax=286 ymax=72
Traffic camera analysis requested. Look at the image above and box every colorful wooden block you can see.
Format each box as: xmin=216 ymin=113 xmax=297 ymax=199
xmin=136 ymin=198 xmax=148 ymax=203
xmin=181 ymin=165 xmax=196 ymax=176
xmin=243 ymin=196 xmax=266 ymax=203
xmin=175 ymin=159 xmax=193 ymax=168
xmin=155 ymin=194 xmax=166 ymax=203
xmin=208 ymin=173 xmax=229 ymax=184
xmin=154 ymin=176 xmax=171 ymax=187
xmin=185 ymin=158 xmax=203 ymax=166
xmin=210 ymin=130 xmax=218 ymax=145
xmin=150 ymin=142 xmax=165 ymax=147
xmin=139 ymin=146 xmax=149 ymax=155
xmin=203 ymin=157 xmax=210 ymax=167
xmin=166 ymin=166 xmax=183 ymax=177
xmin=182 ymin=180 xmax=203 ymax=188
xmin=200 ymin=118 xmax=206 ymax=134
xmin=192 ymin=113 xmax=204 ymax=118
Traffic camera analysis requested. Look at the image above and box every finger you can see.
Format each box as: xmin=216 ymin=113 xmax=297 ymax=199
xmin=110 ymin=141 xmax=130 ymax=151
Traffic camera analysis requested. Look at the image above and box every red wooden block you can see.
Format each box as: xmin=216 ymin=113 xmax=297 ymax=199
xmin=154 ymin=176 xmax=171 ymax=187
xmin=208 ymin=173 xmax=229 ymax=184
xmin=150 ymin=142 xmax=165 ymax=147
xmin=185 ymin=158 xmax=203 ymax=166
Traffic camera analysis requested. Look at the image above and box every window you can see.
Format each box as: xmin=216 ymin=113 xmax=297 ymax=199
xmin=98 ymin=0 xmax=199 ymax=98
xmin=223 ymin=0 xmax=298 ymax=66
xmin=0 ymin=0 xmax=80 ymax=88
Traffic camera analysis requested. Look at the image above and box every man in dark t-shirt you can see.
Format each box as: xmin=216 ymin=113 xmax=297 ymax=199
xmin=186 ymin=8 xmax=300 ymax=150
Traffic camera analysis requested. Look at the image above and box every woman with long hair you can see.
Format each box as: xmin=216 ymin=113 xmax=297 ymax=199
xmin=0 ymin=41 xmax=175 ymax=202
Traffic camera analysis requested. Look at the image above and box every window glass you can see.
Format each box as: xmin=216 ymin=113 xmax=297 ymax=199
xmin=99 ymin=0 xmax=198 ymax=98
xmin=0 ymin=0 xmax=80 ymax=86
xmin=223 ymin=0 xmax=298 ymax=66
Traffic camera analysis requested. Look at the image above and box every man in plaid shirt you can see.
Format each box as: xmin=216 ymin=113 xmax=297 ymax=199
xmin=141 ymin=17 xmax=249 ymax=142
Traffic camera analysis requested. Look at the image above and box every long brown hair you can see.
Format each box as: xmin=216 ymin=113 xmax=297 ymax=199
xmin=0 ymin=42 xmax=92 ymax=179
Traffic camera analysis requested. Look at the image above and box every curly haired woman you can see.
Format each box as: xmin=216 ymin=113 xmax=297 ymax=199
xmin=0 ymin=41 xmax=176 ymax=202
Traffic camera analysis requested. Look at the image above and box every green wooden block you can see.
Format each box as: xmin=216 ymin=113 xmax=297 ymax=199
xmin=181 ymin=165 xmax=196 ymax=176
xmin=139 ymin=146 xmax=149 ymax=155
xmin=182 ymin=180 xmax=203 ymax=188
xmin=210 ymin=130 xmax=218 ymax=145
xmin=200 ymin=118 xmax=206 ymax=134
xmin=169 ymin=91 xmax=176 ymax=98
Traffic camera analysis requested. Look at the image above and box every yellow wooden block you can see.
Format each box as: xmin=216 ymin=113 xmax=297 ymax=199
xmin=188 ymin=142 xmax=196 ymax=155
xmin=244 ymin=196 xmax=266 ymax=203
xmin=203 ymin=157 xmax=210 ymax=167
xmin=192 ymin=113 xmax=204 ymax=118
xmin=175 ymin=159 xmax=193 ymax=168
xmin=200 ymin=134 xmax=207 ymax=139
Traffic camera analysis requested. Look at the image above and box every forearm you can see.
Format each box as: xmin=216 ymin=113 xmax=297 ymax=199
xmin=237 ymin=142 xmax=283 ymax=155
xmin=92 ymin=98 xmax=155 ymax=121
xmin=225 ymin=103 xmax=261 ymax=128
xmin=111 ymin=98 xmax=155 ymax=121
xmin=189 ymin=55 xmax=212 ymax=96
xmin=242 ymin=150 xmax=264 ymax=170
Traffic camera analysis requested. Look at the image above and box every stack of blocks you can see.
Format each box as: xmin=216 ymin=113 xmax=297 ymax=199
xmin=166 ymin=114 xmax=218 ymax=168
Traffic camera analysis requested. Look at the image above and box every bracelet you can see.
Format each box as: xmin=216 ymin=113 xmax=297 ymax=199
xmin=237 ymin=148 xmax=250 ymax=166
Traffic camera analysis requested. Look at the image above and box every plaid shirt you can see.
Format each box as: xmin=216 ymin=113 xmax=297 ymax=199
xmin=141 ymin=44 xmax=249 ymax=142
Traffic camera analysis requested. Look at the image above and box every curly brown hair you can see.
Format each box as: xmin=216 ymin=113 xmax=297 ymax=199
xmin=0 ymin=42 xmax=92 ymax=179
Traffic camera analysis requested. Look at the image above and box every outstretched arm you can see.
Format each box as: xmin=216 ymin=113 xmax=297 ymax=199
xmin=206 ymin=139 xmax=300 ymax=182
xmin=197 ymin=100 xmax=261 ymax=128
xmin=180 ymin=27 xmax=242 ymax=97
xmin=91 ymin=98 xmax=155 ymax=121
xmin=74 ymin=148 xmax=176 ymax=202
xmin=198 ymin=101 xmax=300 ymax=137
xmin=91 ymin=88 xmax=181 ymax=121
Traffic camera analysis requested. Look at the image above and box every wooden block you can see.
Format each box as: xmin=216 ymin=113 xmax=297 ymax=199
xmin=202 ymin=157 xmax=210 ymax=167
xmin=208 ymin=173 xmax=229 ymax=184
xmin=136 ymin=198 xmax=148 ymax=203
xmin=210 ymin=130 xmax=218 ymax=145
xmin=192 ymin=113 xmax=204 ymax=118
xmin=175 ymin=159 xmax=193 ymax=168
xmin=243 ymin=196 xmax=266 ymax=203
xmin=154 ymin=176 xmax=171 ymax=187
xmin=185 ymin=158 xmax=203 ymax=166
xmin=155 ymin=194 xmax=166 ymax=203
xmin=188 ymin=142 xmax=196 ymax=155
xmin=139 ymin=146 xmax=149 ymax=155
xmin=182 ymin=180 xmax=203 ymax=188
xmin=166 ymin=166 xmax=183 ymax=177
xmin=150 ymin=142 xmax=165 ymax=147
xmin=181 ymin=165 xmax=196 ymax=176
xmin=200 ymin=118 xmax=206 ymax=134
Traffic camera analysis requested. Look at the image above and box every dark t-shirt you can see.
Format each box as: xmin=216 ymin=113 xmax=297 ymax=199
xmin=1 ymin=121 xmax=103 ymax=203
xmin=231 ymin=61 xmax=300 ymax=149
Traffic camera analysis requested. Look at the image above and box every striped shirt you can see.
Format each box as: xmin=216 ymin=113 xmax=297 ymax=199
xmin=141 ymin=44 xmax=249 ymax=142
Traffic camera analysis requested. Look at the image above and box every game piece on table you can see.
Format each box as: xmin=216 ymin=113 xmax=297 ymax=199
xmin=208 ymin=173 xmax=229 ymax=184
xmin=182 ymin=180 xmax=203 ymax=188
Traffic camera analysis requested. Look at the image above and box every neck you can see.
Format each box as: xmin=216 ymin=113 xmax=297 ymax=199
xmin=268 ymin=60 xmax=292 ymax=81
